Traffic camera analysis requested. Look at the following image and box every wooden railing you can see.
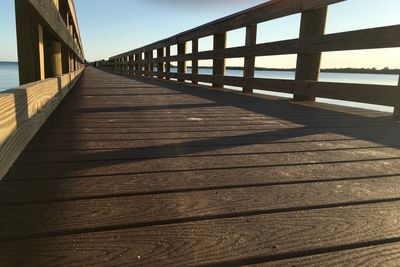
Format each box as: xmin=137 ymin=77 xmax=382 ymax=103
xmin=100 ymin=0 xmax=400 ymax=117
xmin=0 ymin=0 xmax=85 ymax=179
xmin=15 ymin=0 xmax=85 ymax=84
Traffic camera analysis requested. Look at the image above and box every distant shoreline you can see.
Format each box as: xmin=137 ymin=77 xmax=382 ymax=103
xmin=178 ymin=65 xmax=400 ymax=75
xmin=1 ymin=61 xmax=398 ymax=75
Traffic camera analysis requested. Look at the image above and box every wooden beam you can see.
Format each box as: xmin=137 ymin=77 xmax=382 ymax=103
xmin=26 ymin=0 xmax=83 ymax=61
xmin=38 ymin=24 xmax=45 ymax=80
xmin=150 ymin=24 xmax=400 ymax=63
xmin=157 ymin=48 xmax=164 ymax=79
xmin=213 ymin=32 xmax=227 ymax=88
xmin=110 ymin=0 xmax=345 ymax=59
xmin=165 ymin=46 xmax=171 ymax=80
xmin=394 ymin=75 xmax=400 ymax=118
xmin=192 ymin=39 xmax=199 ymax=84
xmin=61 ymin=44 xmax=70 ymax=74
xmin=15 ymin=0 xmax=45 ymax=84
xmin=243 ymin=24 xmax=257 ymax=93
xmin=294 ymin=7 xmax=327 ymax=101
xmin=144 ymin=52 xmax=151 ymax=77
xmin=50 ymin=40 xmax=63 ymax=76
xmin=0 ymin=68 xmax=84 ymax=179
xmin=177 ymin=42 xmax=186 ymax=82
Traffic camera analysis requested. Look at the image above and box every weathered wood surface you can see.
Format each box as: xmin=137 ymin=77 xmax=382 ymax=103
xmin=23 ymin=0 xmax=84 ymax=61
xmin=1 ymin=67 xmax=400 ymax=265
xmin=0 ymin=69 xmax=83 ymax=179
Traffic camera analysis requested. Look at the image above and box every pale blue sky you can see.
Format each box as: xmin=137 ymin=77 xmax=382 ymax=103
xmin=1 ymin=0 xmax=400 ymax=68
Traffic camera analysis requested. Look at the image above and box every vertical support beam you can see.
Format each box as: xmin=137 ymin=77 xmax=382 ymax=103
xmin=157 ymin=48 xmax=164 ymax=79
xmin=61 ymin=45 xmax=69 ymax=74
xmin=144 ymin=51 xmax=151 ymax=77
xmin=243 ymin=24 xmax=257 ymax=93
xmin=149 ymin=51 xmax=154 ymax=77
xmin=51 ymin=40 xmax=63 ymax=76
xmin=192 ymin=38 xmax=199 ymax=84
xmin=294 ymin=7 xmax=328 ymax=101
xmin=178 ymin=42 xmax=186 ymax=82
xmin=53 ymin=0 xmax=59 ymax=10
xmin=135 ymin=53 xmax=141 ymax=76
xmin=165 ymin=46 xmax=171 ymax=80
xmin=394 ymin=75 xmax=400 ymax=118
xmin=38 ymin=24 xmax=45 ymax=80
xmin=213 ymin=32 xmax=227 ymax=88
xmin=15 ymin=0 xmax=45 ymax=84
xmin=129 ymin=54 xmax=134 ymax=75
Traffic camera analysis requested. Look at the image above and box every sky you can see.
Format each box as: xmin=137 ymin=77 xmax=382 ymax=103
xmin=1 ymin=0 xmax=400 ymax=69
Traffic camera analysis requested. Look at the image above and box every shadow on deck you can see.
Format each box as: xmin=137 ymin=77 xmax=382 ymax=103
xmin=1 ymin=67 xmax=400 ymax=266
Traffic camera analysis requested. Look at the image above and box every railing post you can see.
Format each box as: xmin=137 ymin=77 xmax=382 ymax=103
xmin=394 ymin=75 xmax=400 ymax=118
xmin=50 ymin=40 xmax=63 ymax=76
xmin=178 ymin=42 xmax=186 ymax=82
xmin=15 ymin=0 xmax=45 ymax=84
xmin=165 ymin=46 xmax=171 ymax=80
xmin=293 ymin=7 xmax=328 ymax=101
xmin=157 ymin=48 xmax=164 ymax=79
xmin=144 ymin=51 xmax=151 ymax=77
xmin=192 ymin=38 xmax=199 ymax=84
xmin=128 ymin=54 xmax=134 ymax=75
xmin=135 ymin=53 xmax=141 ymax=76
xmin=213 ymin=32 xmax=226 ymax=88
xmin=243 ymin=24 xmax=257 ymax=93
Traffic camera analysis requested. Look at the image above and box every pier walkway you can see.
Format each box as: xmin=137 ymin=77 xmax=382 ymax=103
xmin=1 ymin=67 xmax=400 ymax=265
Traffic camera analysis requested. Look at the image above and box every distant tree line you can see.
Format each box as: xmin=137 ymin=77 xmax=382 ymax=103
xmin=169 ymin=65 xmax=400 ymax=74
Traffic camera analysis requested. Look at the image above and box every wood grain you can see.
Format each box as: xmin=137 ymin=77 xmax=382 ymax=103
xmin=0 ymin=69 xmax=84 ymax=179
xmin=1 ymin=201 xmax=400 ymax=266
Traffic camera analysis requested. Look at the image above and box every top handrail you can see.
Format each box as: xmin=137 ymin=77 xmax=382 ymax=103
xmin=110 ymin=0 xmax=345 ymax=59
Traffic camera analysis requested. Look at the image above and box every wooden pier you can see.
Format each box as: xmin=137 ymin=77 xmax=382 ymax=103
xmin=1 ymin=0 xmax=400 ymax=265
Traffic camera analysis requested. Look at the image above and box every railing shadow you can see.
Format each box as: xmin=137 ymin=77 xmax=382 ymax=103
xmin=5 ymin=68 xmax=400 ymax=180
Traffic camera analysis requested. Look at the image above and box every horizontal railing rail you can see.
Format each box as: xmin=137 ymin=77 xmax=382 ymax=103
xmin=98 ymin=0 xmax=400 ymax=116
xmin=0 ymin=68 xmax=84 ymax=179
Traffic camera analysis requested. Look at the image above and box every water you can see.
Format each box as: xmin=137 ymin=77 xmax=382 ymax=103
xmin=1 ymin=63 xmax=397 ymax=113
xmin=0 ymin=62 xmax=19 ymax=92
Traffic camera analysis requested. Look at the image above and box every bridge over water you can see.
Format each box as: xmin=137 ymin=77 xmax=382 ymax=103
xmin=1 ymin=0 xmax=400 ymax=265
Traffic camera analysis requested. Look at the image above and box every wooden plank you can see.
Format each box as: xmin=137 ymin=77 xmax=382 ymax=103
xmin=294 ymin=80 xmax=400 ymax=106
xmin=252 ymin=242 xmax=400 ymax=266
xmin=110 ymin=0 xmax=345 ymax=59
xmin=2 ymin=176 xmax=400 ymax=241
xmin=16 ymin=138 xmax=396 ymax=163
xmin=294 ymin=7 xmax=327 ymax=101
xmin=243 ymin=24 xmax=257 ymax=93
xmin=1 ymin=201 xmax=400 ymax=266
xmin=6 ymin=145 xmax=400 ymax=179
xmin=0 ymin=69 xmax=84 ymax=179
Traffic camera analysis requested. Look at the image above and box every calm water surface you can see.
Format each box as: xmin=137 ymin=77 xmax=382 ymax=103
xmin=1 ymin=62 xmax=397 ymax=113
xmin=0 ymin=62 xmax=19 ymax=92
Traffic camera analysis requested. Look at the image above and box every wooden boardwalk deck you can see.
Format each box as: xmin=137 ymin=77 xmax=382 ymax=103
xmin=1 ymin=67 xmax=400 ymax=266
